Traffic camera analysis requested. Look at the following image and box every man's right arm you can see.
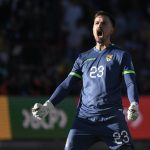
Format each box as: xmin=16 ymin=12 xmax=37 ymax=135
xmin=32 ymin=75 xmax=81 ymax=120
xmin=48 ymin=74 xmax=81 ymax=106
xmin=32 ymin=55 xmax=83 ymax=119
xmin=49 ymin=55 xmax=83 ymax=106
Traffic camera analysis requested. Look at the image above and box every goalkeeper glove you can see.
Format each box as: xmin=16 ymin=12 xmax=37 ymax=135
xmin=32 ymin=100 xmax=54 ymax=120
xmin=127 ymin=102 xmax=139 ymax=121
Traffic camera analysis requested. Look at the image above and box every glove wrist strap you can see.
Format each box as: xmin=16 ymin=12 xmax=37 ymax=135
xmin=43 ymin=100 xmax=55 ymax=111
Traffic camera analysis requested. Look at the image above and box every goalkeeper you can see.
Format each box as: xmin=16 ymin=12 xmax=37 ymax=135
xmin=32 ymin=11 xmax=139 ymax=150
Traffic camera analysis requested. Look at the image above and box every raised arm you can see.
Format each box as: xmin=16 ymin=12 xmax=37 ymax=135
xmin=48 ymin=74 xmax=81 ymax=106
xmin=32 ymin=56 xmax=83 ymax=119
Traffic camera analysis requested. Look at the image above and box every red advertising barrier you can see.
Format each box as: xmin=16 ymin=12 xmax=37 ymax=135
xmin=123 ymin=96 xmax=150 ymax=140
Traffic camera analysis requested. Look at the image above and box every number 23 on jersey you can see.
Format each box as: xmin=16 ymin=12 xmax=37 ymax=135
xmin=89 ymin=65 xmax=104 ymax=78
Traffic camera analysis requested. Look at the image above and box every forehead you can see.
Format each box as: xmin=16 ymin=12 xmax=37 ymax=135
xmin=94 ymin=15 xmax=110 ymax=22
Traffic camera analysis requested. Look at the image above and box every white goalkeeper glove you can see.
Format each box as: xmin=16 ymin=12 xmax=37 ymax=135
xmin=127 ymin=102 xmax=139 ymax=121
xmin=32 ymin=100 xmax=54 ymax=120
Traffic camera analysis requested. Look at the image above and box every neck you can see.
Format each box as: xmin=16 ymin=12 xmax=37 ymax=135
xmin=95 ymin=40 xmax=111 ymax=51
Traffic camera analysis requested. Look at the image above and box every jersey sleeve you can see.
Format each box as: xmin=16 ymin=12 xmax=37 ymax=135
xmin=48 ymin=56 xmax=82 ymax=106
xmin=122 ymin=52 xmax=139 ymax=103
xmin=122 ymin=52 xmax=135 ymax=74
xmin=68 ymin=56 xmax=83 ymax=79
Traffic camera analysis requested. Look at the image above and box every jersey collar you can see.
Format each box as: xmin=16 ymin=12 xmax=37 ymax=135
xmin=93 ymin=43 xmax=114 ymax=53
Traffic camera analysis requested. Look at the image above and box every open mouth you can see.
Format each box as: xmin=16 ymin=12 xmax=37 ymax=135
xmin=97 ymin=29 xmax=103 ymax=37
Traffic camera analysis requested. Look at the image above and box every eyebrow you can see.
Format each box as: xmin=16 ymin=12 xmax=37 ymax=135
xmin=94 ymin=19 xmax=107 ymax=23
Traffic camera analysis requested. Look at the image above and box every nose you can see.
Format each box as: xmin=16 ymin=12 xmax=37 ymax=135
xmin=98 ymin=23 xmax=102 ymax=28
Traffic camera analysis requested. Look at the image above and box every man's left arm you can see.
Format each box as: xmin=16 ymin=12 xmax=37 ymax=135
xmin=122 ymin=52 xmax=139 ymax=121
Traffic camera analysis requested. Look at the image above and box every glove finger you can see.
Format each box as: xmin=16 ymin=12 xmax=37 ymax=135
xmin=32 ymin=108 xmax=44 ymax=117
xmin=32 ymin=107 xmax=40 ymax=112
xmin=128 ymin=111 xmax=138 ymax=121
xmin=32 ymin=103 xmax=43 ymax=110
xmin=35 ymin=109 xmax=46 ymax=118
xmin=128 ymin=108 xmax=136 ymax=113
xmin=33 ymin=109 xmax=44 ymax=116
xmin=35 ymin=115 xmax=42 ymax=120
xmin=32 ymin=103 xmax=43 ymax=114
xmin=33 ymin=112 xmax=43 ymax=120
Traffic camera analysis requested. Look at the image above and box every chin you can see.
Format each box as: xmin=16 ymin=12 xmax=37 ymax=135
xmin=97 ymin=39 xmax=104 ymax=44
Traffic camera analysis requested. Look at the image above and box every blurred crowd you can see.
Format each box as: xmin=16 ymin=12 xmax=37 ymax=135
xmin=0 ymin=0 xmax=149 ymax=96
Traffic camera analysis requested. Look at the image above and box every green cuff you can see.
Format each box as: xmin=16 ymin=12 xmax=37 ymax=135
xmin=122 ymin=70 xmax=135 ymax=75
xmin=69 ymin=72 xmax=82 ymax=79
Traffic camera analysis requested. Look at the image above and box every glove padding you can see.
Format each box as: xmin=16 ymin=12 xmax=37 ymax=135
xmin=127 ymin=102 xmax=139 ymax=121
xmin=32 ymin=101 xmax=54 ymax=120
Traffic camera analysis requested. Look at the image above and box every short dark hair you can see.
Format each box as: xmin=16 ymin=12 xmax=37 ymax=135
xmin=94 ymin=11 xmax=115 ymax=28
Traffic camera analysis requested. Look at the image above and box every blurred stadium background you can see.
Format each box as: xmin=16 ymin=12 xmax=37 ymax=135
xmin=0 ymin=0 xmax=150 ymax=150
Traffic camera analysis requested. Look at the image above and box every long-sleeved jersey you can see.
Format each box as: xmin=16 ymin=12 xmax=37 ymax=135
xmin=48 ymin=44 xmax=139 ymax=122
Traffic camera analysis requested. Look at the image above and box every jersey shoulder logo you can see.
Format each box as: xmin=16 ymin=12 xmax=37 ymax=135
xmin=106 ymin=54 xmax=113 ymax=61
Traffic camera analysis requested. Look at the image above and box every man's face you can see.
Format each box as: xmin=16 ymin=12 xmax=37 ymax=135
xmin=93 ymin=15 xmax=114 ymax=44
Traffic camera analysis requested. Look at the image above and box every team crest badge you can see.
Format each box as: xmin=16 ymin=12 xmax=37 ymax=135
xmin=106 ymin=54 xmax=113 ymax=61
